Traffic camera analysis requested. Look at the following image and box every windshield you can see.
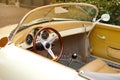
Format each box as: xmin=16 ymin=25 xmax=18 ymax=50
xmin=22 ymin=3 xmax=98 ymax=23
xmin=9 ymin=3 xmax=98 ymax=41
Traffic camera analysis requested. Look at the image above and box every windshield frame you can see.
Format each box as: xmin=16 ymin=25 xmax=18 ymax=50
xmin=8 ymin=3 xmax=98 ymax=43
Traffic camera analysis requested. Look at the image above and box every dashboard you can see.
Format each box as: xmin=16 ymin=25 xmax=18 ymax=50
xmin=13 ymin=21 xmax=92 ymax=50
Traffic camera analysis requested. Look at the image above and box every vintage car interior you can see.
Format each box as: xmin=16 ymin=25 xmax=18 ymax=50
xmin=0 ymin=3 xmax=120 ymax=80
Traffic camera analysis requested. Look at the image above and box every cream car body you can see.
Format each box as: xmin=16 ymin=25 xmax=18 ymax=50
xmin=0 ymin=3 xmax=120 ymax=80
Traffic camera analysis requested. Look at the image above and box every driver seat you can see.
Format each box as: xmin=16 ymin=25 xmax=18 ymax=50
xmin=78 ymin=59 xmax=120 ymax=73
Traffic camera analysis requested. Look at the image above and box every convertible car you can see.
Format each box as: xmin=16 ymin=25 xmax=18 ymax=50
xmin=0 ymin=3 xmax=120 ymax=80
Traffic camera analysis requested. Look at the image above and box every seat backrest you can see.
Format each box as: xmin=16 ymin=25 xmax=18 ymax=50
xmin=78 ymin=59 xmax=120 ymax=73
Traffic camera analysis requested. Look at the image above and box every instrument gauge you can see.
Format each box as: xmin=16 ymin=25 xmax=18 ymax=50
xmin=41 ymin=30 xmax=49 ymax=40
xmin=26 ymin=34 xmax=33 ymax=45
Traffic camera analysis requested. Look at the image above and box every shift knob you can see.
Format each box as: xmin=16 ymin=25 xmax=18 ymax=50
xmin=72 ymin=53 xmax=77 ymax=59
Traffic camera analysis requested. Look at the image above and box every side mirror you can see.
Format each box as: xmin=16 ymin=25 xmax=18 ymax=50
xmin=87 ymin=14 xmax=110 ymax=37
xmin=101 ymin=14 xmax=110 ymax=22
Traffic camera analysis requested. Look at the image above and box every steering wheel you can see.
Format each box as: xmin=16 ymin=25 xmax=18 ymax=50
xmin=33 ymin=27 xmax=63 ymax=61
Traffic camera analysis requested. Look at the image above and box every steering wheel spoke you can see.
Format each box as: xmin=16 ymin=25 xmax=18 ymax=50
xmin=47 ymin=33 xmax=58 ymax=44
xmin=47 ymin=48 xmax=57 ymax=59
xmin=36 ymin=35 xmax=43 ymax=43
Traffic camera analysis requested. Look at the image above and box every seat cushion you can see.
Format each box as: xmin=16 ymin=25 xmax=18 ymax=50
xmin=78 ymin=59 xmax=120 ymax=73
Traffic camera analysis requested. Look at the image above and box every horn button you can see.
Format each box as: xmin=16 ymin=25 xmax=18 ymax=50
xmin=45 ymin=43 xmax=50 ymax=49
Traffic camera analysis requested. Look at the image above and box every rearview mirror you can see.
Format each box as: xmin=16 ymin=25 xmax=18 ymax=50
xmin=101 ymin=14 xmax=110 ymax=22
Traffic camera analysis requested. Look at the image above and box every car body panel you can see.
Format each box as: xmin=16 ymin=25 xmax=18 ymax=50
xmin=0 ymin=44 xmax=86 ymax=80
xmin=0 ymin=24 xmax=17 ymax=38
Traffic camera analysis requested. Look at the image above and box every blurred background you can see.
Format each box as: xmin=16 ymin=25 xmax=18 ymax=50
xmin=0 ymin=0 xmax=119 ymax=28
xmin=0 ymin=0 xmax=51 ymax=27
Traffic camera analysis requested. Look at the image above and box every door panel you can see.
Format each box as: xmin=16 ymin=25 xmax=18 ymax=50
xmin=89 ymin=24 xmax=120 ymax=63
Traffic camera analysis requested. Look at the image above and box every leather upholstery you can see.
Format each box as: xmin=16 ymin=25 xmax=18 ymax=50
xmin=78 ymin=59 xmax=120 ymax=73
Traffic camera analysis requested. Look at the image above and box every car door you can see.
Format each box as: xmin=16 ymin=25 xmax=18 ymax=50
xmin=89 ymin=23 xmax=120 ymax=63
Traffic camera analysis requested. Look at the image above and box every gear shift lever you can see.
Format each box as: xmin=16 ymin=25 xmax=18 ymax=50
xmin=68 ymin=53 xmax=77 ymax=66
xmin=72 ymin=53 xmax=77 ymax=59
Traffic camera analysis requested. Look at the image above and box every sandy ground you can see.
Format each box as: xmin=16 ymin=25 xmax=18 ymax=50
xmin=0 ymin=3 xmax=31 ymax=28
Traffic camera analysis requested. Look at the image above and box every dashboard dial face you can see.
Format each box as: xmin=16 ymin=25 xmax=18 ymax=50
xmin=41 ymin=30 xmax=49 ymax=40
xmin=26 ymin=34 xmax=33 ymax=45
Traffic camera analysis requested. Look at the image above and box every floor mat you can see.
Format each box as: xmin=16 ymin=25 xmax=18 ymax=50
xmin=58 ymin=56 xmax=95 ymax=70
xmin=58 ymin=59 xmax=85 ymax=70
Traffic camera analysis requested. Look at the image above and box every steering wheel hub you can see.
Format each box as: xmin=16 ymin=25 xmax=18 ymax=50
xmin=45 ymin=43 xmax=50 ymax=49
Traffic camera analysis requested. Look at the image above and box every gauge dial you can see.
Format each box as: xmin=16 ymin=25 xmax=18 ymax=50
xmin=41 ymin=30 xmax=49 ymax=40
xmin=26 ymin=34 xmax=33 ymax=45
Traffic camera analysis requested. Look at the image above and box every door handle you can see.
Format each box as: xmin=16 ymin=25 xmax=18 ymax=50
xmin=97 ymin=34 xmax=106 ymax=40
